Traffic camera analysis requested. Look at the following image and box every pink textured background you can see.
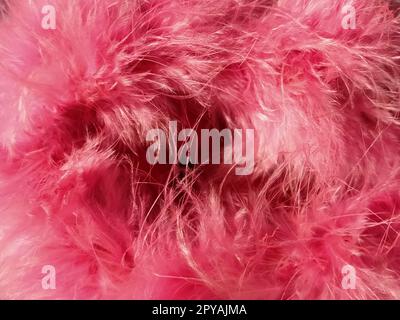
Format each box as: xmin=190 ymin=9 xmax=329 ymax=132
xmin=0 ymin=0 xmax=399 ymax=299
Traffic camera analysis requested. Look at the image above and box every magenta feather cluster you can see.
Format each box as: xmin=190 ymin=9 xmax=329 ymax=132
xmin=0 ymin=0 xmax=399 ymax=299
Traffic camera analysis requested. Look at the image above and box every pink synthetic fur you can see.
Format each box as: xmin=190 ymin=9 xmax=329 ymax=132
xmin=0 ymin=0 xmax=399 ymax=300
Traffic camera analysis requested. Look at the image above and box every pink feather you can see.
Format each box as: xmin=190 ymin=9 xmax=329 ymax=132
xmin=0 ymin=0 xmax=399 ymax=299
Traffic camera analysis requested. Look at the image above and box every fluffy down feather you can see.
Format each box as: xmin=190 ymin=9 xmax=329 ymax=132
xmin=0 ymin=0 xmax=399 ymax=299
